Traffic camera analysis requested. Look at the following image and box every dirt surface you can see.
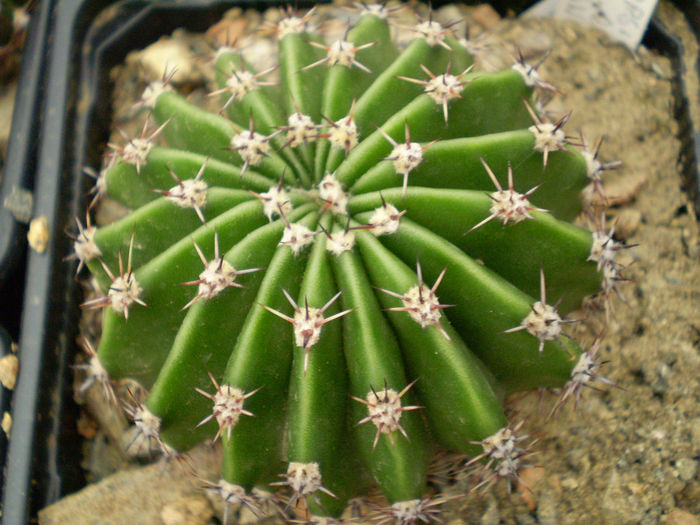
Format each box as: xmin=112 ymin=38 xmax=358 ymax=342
xmin=41 ymin=2 xmax=699 ymax=524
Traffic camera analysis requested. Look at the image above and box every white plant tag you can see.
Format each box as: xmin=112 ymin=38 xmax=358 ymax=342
xmin=522 ymin=0 xmax=659 ymax=49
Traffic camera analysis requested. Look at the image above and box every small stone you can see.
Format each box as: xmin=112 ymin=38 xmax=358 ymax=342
xmin=204 ymin=16 xmax=247 ymax=49
xmin=675 ymin=458 xmax=698 ymax=483
xmin=640 ymin=506 xmax=664 ymax=525
xmin=435 ymin=6 xmax=467 ymax=38
xmin=690 ymin=418 xmax=700 ymax=454
xmin=536 ymin=491 xmax=557 ymax=525
xmin=470 ymin=5 xmax=500 ymax=29
xmin=480 ymin=498 xmax=500 ymax=525
xmin=591 ymin=173 xmax=646 ymax=207
xmin=0 ymin=353 xmax=18 ymax=389
xmin=515 ymin=514 xmax=536 ymax=525
xmin=3 ymin=185 xmax=33 ymax=223
xmin=666 ymin=509 xmax=700 ymax=525
xmin=587 ymin=65 xmax=602 ymax=82
xmin=561 ymin=477 xmax=579 ymax=490
xmin=27 ymin=215 xmax=49 ymax=253
xmin=95 ymin=198 xmax=129 ymax=226
xmin=518 ymin=467 xmax=544 ymax=510
xmin=515 ymin=29 xmax=553 ymax=57
xmin=651 ymin=429 xmax=667 ymax=441
xmin=161 ymin=495 xmax=213 ymax=525
xmin=613 ymin=208 xmax=642 ymax=240
xmin=627 ymin=482 xmax=645 ymax=495
xmin=76 ymin=412 xmax=98 ymax=440
xmin=566 ymin=448 xmax=591 ymax=473
xmin=120 ymin=425 xmax=156 ymax=459
xmin=626 ymin=443 xmax=646 ymax=462
xmin=602 ymin=470 xmax=645 ymax=524
xmin=130 ymin=38 xmax=199 ymax=84
xmin=681 ymin=227 xmax=699 ymax=259
xmin=2 ymin=411 xmax=11 ymax=437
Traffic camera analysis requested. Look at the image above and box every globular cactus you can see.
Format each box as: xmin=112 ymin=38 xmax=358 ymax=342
xmin=73 ymin=4 xmax=622 ymax=523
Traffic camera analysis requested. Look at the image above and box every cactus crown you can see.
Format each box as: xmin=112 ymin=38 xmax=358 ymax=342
xmin=75 ymin=3 xmax=622 ymax=522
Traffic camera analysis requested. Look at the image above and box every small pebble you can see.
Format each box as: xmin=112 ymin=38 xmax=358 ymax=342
xmin=204 ymin=15 xmax=248 ymax=48
xmin=470 ymin=4 xmax=500 ymax=29
xmin=666 ymin=509 xmax=700 ymax=525
xmin=675 ymin=457 xmax=698 ymax=483
xmin=480 ymin=498 xmax=500 ymax=525
xmin=681 ymin=227 xmax=699 ymax=259
xmin=518 ymin=466 xmax=544 ymax=510
xmin=0 ymin=353 xmax=18 ymax=389
xmin=515 ymin=514 xmax=536 ymax=525
xmin=536 ymin=491 xmax=558 ymax=525
xmin=561 ymin=477 xmax=579 ymax=490
xmin=130 ymin=38 xmax=199 ymax=84
xmin=3 ymin=185 xmax=33 ymax=223
xmin=161 ymin=495 xmax=213 ymax=525
xmin=627 ymin=482 xmax=645 ymax=495
xmin=593 ymin=173 xmax=646 ymax=207
xmin=435 ymin=6 xmax=467 ymax=38
xmin=515 ymin=28 xmax=553 ymax=57
xmin=691 ymin=418 xmax=700 ymax=454
xmin=2 ymin=411 xmax=11 ymax=437
xmin=27 ymin=215 xmax=49 ymax=253
xmin=613 ymin=208 xmax=642 ymax=239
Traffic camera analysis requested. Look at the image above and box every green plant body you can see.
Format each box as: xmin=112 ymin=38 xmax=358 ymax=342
xmin=73 ymin=4 xmax=621 ymax=523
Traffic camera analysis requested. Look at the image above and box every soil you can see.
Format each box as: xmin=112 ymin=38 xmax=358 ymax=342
xmin=39 ymin=2 xmax=699 ymax=524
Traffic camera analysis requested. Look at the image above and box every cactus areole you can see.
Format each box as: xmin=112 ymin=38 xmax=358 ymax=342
xmin=75 ymin=4 xmax=622 ymax=522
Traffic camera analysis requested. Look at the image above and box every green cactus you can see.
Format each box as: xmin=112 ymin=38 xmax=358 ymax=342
xmin=73 ymin=4 xmax=621 ymax=522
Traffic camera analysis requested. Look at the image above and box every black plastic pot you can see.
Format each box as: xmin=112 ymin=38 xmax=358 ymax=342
xmin=0 ymin=1 xmax=698 ymax=523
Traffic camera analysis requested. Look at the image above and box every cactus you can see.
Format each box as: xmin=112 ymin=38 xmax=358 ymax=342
xmin=73 ymin=4 xmax=622 ymax=523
